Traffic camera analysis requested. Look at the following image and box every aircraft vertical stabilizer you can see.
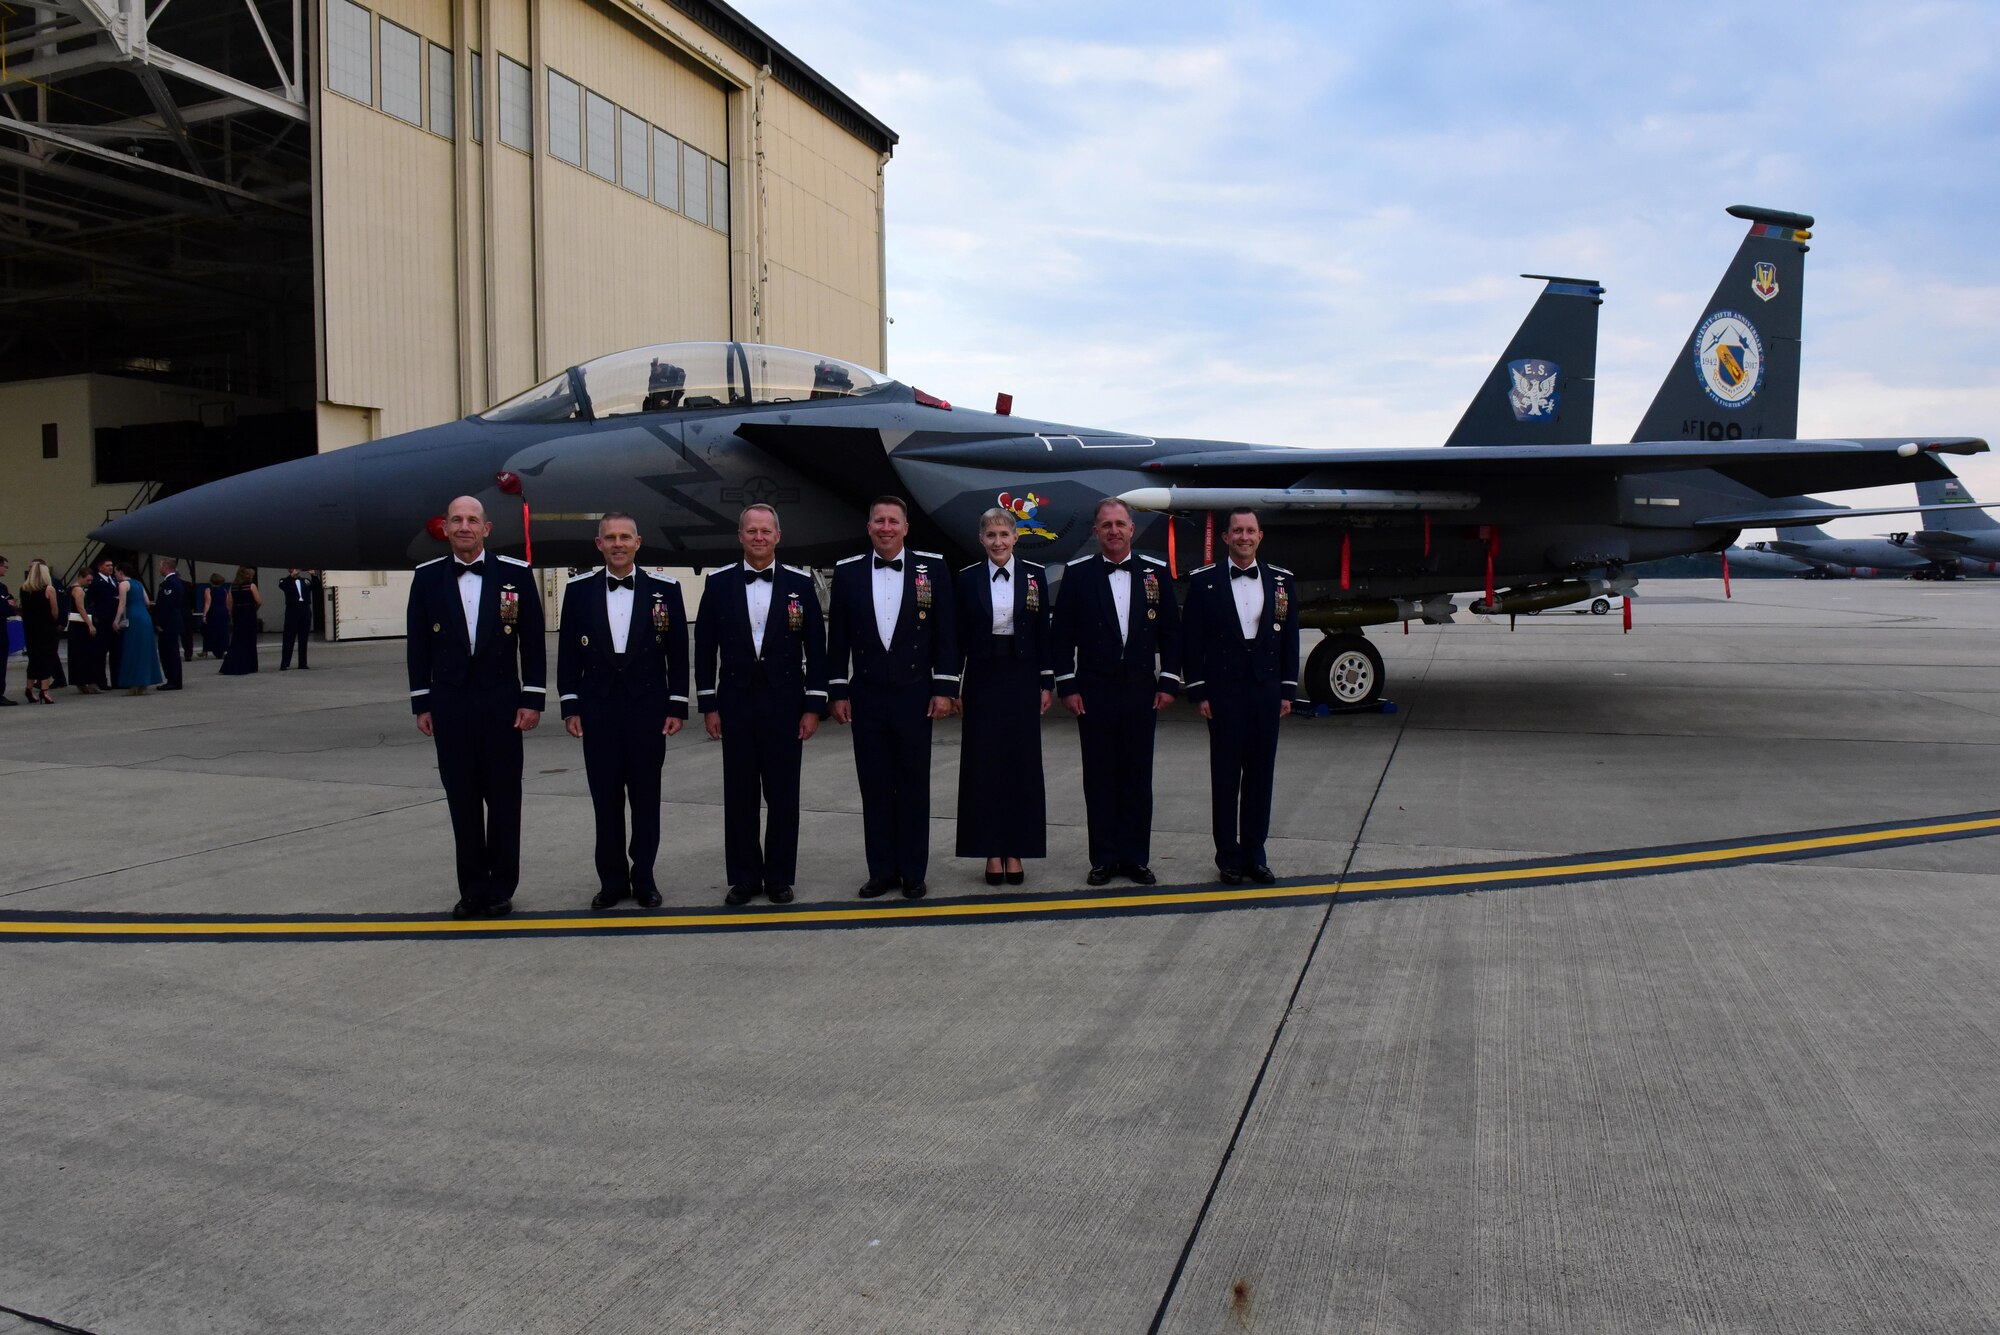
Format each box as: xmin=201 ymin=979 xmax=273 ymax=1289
xmin=1631 ymin=205 xmax=1812 ymax=444
xmin=1445 ymin=275 xmax=1603 ymax=446
xmin=1917 ymin=478 xmax=1999 ymax=531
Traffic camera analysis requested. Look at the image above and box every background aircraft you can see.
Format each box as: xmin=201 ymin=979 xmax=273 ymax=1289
xmin=1743 ymin=525 xmax=1944 ymax=579
xmin=1723 ymin=544 xmax=1817 ymax=578
xmin=1888 ymin=479 xmax=2000 ymax=575
xmin=95 ymin=208 xmax=1985 ymax=707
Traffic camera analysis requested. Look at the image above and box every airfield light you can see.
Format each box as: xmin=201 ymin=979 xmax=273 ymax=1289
xmin=912 ymin=388 xmax=953 ymax=410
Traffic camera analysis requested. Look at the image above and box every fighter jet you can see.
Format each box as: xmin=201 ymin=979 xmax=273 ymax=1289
xmin=1887 ymin=478 xmax=2000 ymax=575
xmin=1744 ymin=525 xmax=1947 ymax=579
xmin=93 ymin=206 xmax=1985 ymax=706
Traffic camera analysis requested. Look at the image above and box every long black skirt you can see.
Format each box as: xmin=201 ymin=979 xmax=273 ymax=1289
xmin=954 ymin=654 xmax=1047 ymax=858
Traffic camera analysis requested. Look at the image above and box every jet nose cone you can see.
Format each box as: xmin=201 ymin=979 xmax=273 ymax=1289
xmin=92 ymin=450 xmax=361 ymax=568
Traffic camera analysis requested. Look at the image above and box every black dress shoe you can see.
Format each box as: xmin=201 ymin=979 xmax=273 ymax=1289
xmin=902 ymin=881 xmax=927 ymax=899
xmin=451 ymin=899 xmax=478 ymax=919
xmin=724 ymin=885 xmax=758 ymax=906
xmin=157 ymin=684 xmax=183 ymax=691
xmin=481 ymin=900 xmax=514 ymax=917
xmin=766 ymin=884 xmax=794 ymax=904
xmin=985 ymin=869 xmax=1005 ymax=886
xmin=1247 ymin=864 xmax=1277 ymax=884
xmin=633 ymin=885 xmax=663 ymax=908
xmin=858 ymin=877 xmax=898 ymax=899
xmin=1126 ymin=865 xmax=1158 ymax=886
xmin=1217 ymin=865 xmax=1246 ymax=885
xmin=1086 ymin=866 xmax=1113 ymax=887
xmin=591 ymin=887 xmax=626 ymax=910
xmin=1005 ymin=869 xmax=1026 ymax=886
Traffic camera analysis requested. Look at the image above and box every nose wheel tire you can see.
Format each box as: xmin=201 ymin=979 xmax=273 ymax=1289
xmin=1304 ymin=633 xmax=1385 ymax=709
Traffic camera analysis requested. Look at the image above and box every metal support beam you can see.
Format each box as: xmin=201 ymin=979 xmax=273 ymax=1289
xmin=0 ymin=114 xmax=305 ymax=212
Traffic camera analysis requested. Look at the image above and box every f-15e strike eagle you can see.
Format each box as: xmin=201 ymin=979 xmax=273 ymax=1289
xmin=95 ymin=205 xmax=1987 ymax=706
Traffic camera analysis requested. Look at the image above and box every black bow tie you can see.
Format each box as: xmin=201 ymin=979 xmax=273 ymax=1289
xmin=1231 ymin=565 xmax=1259 ymax=580
xmin=874 ymin=556 xmax=903 ymax=571
xmin=993 ymin=566 xmax=1010 ymax=582
xmin=745 ymin=567 xmax=774 ymax=584
xmin=1108 ymin=559 xmax=1135 ymax=573
xmin=607 ymin=575 xmax=635 ymax=591
xmin=456 ymin=560 xmax=484 ymax=578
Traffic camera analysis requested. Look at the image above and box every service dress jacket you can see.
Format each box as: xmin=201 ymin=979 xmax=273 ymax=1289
xmin=1050 ymin=551 xmax=1183 ymax=697
xmin=556 ymin=568 xmax=690 ymax=722
xmin=694 ymin=562 xmax=830 ymax=716
xmin=1179 ymin=561 xmax=1302 ymax=704
xmin=405 ymin=553 xmax=547 ymax=714
xmin=824 ymin=549 xmax=961 ymax=701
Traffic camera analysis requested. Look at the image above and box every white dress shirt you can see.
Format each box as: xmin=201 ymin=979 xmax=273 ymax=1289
xmin=989 ymin=559 xmax=1015 ymax=634
xmin=1107 ymin=558 xmax=1132 ymax=646
xmin=1229 ymin=561 xmax=1264 ymax=638
xmin=605 ymin=572 xmax=634 ymax=653
xmin=454 ymin=555 xmax=483 ymax=643
xmin=872 ymin=549 xmax=905 ymax=649
xmin=743 ymin=562 xmax=775 ymax=654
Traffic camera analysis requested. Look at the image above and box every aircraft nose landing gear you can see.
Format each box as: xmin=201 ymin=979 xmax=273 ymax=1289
xmin=1304 ymin=631 xmax=1386 ymax=709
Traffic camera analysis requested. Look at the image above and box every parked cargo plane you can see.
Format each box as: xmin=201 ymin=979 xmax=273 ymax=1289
xmin=94 ymin=206 xmax=1985 ymax=705
xmin=1889 ymin=479 xmax=2000 ymax=575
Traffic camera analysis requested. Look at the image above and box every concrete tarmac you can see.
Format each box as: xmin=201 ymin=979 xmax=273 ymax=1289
xmin=3 ymin=580 xmax=1998 ymax=1333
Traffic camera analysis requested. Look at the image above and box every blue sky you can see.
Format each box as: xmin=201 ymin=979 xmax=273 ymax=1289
xmin=757 ymin=0 xmax=2000 ymax=535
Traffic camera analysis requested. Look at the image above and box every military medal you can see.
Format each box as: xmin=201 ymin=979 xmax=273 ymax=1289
xmin=1274 ymin=582 xmax=1289 ymax=622
xmin=499 ymin=586 xmax=519 ymax=625
xmin=1144 ymin=570 xmax=1159 ymax=605
xmin=914 ymin=567 xmax=931 ymax=620
xmin=651 ymin=592 xmax=669 ymax=632
xmin=1025 ymin=576 xmax=1040 ymax=612
xmin=787 ymin=595 xmax=803 ymax=633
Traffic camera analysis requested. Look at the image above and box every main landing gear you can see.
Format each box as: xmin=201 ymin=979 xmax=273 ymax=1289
xmin=1303 ymin=631 xmax=1385 ymax=709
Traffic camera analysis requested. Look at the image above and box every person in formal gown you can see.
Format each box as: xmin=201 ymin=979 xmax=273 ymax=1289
xmin=153 ymin=558 xmax=188 ymax=691
xmin=18 ymin=560 xmax=63 ymax=704
xmin=0 ymin=556 xmax=15 ymax=706
xmin=1179 ymin=508 xmax=1301 ymax=884
xmin=954 ymin=508 xmax=1053 ymax=884
xmin=200 ymin=573 xmax=231 ymax=659
xmin=407 ymin=496 xmax=545 ymax=918
xmin=827 ymin=496 xmax=959 ymax=900
xmin=66 ymin=571 xmax=97 ymax=694
xmin=218 ymin=568 xmax=261 ymax=675
xmin=557 ymin=513 xmax=689 ymax=910
xmin=112 ymin=561 xmax=164 ymax=694
xmin=1050 ymin=497 xmax=1183 ymax=886
xmin=279 ymin=567 xmax=315 ymax=669
xmin=694 ymin=504 xmax=827 ymax=905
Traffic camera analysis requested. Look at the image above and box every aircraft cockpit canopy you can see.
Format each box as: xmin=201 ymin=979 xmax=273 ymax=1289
xmin=479 ymin=342 xmax=892 ymax=424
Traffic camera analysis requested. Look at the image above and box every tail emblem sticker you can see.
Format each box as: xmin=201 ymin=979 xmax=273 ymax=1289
xmin=1752 ymin=261 xmax=1780 ymax=302
xmin=1506 ymin=359 xmax=1560 ymax=421
xmin=1694 ymin=310 xmax=1764 ymax=408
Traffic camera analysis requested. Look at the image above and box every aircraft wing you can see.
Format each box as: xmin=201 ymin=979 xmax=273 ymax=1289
xmin=1698 ymin=499 xmax=2000 ymax=528
xmin=1139 ymin=438 xmax=1986 ymax=497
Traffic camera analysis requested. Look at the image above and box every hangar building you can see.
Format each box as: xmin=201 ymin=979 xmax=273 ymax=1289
xmin=0 ymin=0 xmax=893 ymax=633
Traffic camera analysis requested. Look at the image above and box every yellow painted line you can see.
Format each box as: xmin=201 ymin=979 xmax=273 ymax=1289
xmin=4 ymin=814 xmax=1996 ymax=939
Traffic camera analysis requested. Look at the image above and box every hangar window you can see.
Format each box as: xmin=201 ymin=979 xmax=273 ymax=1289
xmin=619 ymin=110 xmax=648 ymax=195
xmin=498 ymin=55 xmax=531 ymax=152
xmin=710 ymin=159 xmax=729 ymax=234
xmin=469 ymin=51 xmax=483 ymax=141
xmin=651 ymin=128 xmax=680 ymax=211
xmin=585 ymin=91 xmax=617 ymax=181
xmin=548 ymin=71 xmax=582 ymax=165
xmin=379 ymin=21 xmax=423 ymax=126
xmin=327 ymin=0 xmax=373 ymax=105
xmin=428 ymin=45 xmax=454 ymax=138
xmin=682 ymin=144 xmax=708 ymax=225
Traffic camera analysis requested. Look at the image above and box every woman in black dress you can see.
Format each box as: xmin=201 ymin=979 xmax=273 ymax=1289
xmin=218 ymin=566 xmax=261 ymax=676
xmin=65 ymin=572 xmax=98 ymax=694
xmin=18 ymin=559 xmax=62 ymax=703
xmin=199 ymin=572 xmax=231 ymax=659
xmin=953 ymin=507 xmax=1053 ymax=884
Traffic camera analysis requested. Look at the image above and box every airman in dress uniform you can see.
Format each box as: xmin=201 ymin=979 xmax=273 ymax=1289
xmin=827 ymin=496 xmax=960 ymax=899
xmin=406 ymin=495 xmax=546 ymax=918
xmin=695 ymin=504 xmax=828 ymax=906
xmin=153 ymin=558 xmax=187 ymax=691
xmin=1050 ymin=497 xmax=1183 ymax=885
xmin=1180 ymin=507 xmax=1301 ymax=884
xmin=557 ymin=513 xmax=689 ymax=910
xmin=279 ymin=567 xmax=316 ymax=669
